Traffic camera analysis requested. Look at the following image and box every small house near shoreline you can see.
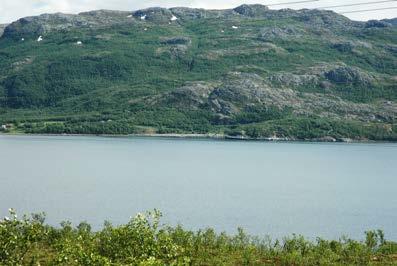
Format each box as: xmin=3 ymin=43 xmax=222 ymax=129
xmin=1 ymin=124 xmax=11 ymax=130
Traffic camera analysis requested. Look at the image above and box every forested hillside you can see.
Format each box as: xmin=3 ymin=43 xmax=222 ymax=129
xmin=0 ymin=4 xmax=396 ymax=140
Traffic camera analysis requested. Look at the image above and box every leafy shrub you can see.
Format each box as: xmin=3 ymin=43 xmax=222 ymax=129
xmin=1 ymin=209 xmax=396 ymax=265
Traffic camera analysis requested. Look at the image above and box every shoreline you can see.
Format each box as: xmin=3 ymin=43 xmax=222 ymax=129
xmin=1 ymin=132 xmax=395 ymax=143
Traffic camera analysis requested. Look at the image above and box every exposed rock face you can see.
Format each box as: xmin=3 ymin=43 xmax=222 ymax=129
xmin=365 ymin=20 xmax=392 ymax=28
xmin=150 ymin=57 xmax=389 ymax=121
xmin=133 ymin=7 xmax=174 ymax=23
xmin=291 ymin=9 xmax=361 ymax=30
xmin=325 ymin=66 xmax=374 ymax=85
xmin=79 ymin=10 xmax=132 ymax=24
xmin=161 ymin=82 xmax=216 ymax=108
xmin=1 ymin=4 xmax=372 ymax=40
xmin=168 ymin=7 xmax=207 ymax=20
xmin=233 ymin=4 xmax=269 ymax=17
xmin=0 ymin=24 xmax=8 ymax=37
xmin=170 ymin=7 xmax=206 ymax=20
xmin=158 ymin=73 xmax=284 ymax=115
xmin=259 ymin=25 xmax=303 ymax=41
xmin=2 ymin=11 xmax=132 ymax=39
xmin=170 ymin=7 xmax=235 ymax=20
xmin=382 ymin=18 xmax=397 ymax=26
xmin=3 ymin=13 xmax=76 ymax=38
xmin=268 ymin=73 xmax=319 ymax=87
xmin=211 ymin=73 xmax=267 ymax=104
xmin=210 ymin=73 xmax=302 ymax=113
xmin=330 ymin=40 xmax=372 ymax=52
xmin=157 ymin=73 xmax=396 ymax=122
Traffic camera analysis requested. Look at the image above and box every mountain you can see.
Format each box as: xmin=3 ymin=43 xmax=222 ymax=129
xmin=0 ymin=5 xmax=396 ymax=140
xmin=0 ymin=24 xmax=8 ymax=37
xmin=383 ymin=18 xmax=397 ymax=26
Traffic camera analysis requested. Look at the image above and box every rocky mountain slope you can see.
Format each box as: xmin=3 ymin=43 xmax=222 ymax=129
xmin=0 ymin=24 xmax=8 ymax=37
xmin=0 ymin=4 xmax=396 ymax=140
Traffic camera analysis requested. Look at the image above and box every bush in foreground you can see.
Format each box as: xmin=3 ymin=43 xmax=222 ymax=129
xmin=1 ymin=209 xmax=396 ymax=265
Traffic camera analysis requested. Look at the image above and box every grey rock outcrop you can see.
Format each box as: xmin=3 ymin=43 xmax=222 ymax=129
xmin=133 ymin=7 xmax=174 ymax=23
xmin=161 ymin=82 xmax=216 ymax=108
xmin=0 ymin=24 xmax=8 ymax=37
xmin=2 ymin=11 xmax=132 ymax=39
xmin=155 ymin=70 xmax=396 ymax=123
xmin=170 ymin=7 xmax=235 ymax=20
xmin=3 ymin=13 xmax=80 ymax=38
xmin=365 ymin=20 xmax=392 ymax=28
xmin=259 ymin=25 xmax=303 ymax=41
xmin=1 ymin=4 xmax=371 ymax=40
xmin=268 ymin=73 xmax=319 ymax=87
xmin=291 ymin=9 xmax=361 ymax=30
xmin=233 ymin=4 xmax=270 ymax=17
xmin=325 ymin=66 xmax=374 ymax=85
xmin=382 ymin=18 xmax=397 ymax=26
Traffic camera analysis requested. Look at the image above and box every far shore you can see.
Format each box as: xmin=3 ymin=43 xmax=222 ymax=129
xmin=1 ymin=132 xmax=395 ymax=143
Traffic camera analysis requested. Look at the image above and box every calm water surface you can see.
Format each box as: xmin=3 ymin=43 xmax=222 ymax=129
xmin=0 ymin=135 xmax=396 ymax=240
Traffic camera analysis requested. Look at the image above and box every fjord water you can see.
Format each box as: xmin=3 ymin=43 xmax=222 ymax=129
xmin=0 ymin=135 xmax=396 ymax=240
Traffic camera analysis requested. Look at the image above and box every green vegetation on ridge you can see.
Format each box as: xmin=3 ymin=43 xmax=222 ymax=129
xmin=0 ymin=5 xmax=396 ymax=140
